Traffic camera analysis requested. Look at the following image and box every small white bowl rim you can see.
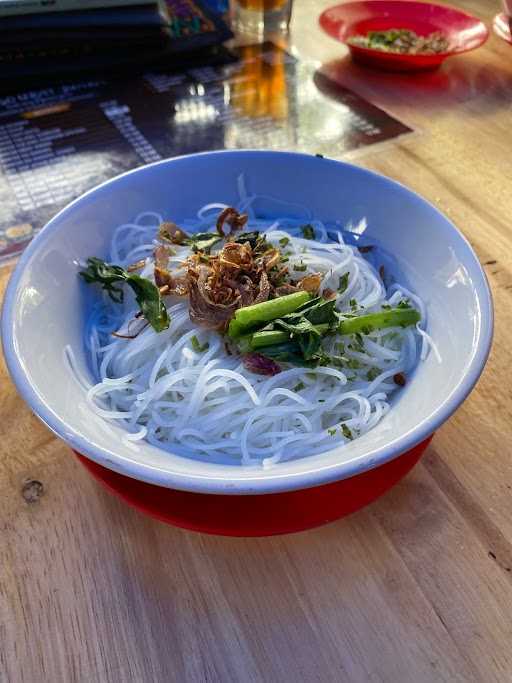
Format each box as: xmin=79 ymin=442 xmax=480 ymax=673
xmin=1 ymin=150 xmax=494 ymax=495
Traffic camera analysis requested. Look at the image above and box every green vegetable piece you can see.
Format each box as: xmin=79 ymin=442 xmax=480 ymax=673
xmin=298 ymin=331 xmax=323 ymax=361
xmin=191 ymin=335 xmax=209 ymax=353
xmin=288 ymin=297 xmax=337 ymax=325
xmin=293 ymin=262 xmax=307 ymax=272
xmin=79 ymin=257 xmax=126 ymax=302
xmin=79 ymin=257 xmax=170 ymax=332
xmin=128 ymin=275 xmax=170 ymax=333
xmin=231 ymin=291 xmax=311 ymax=334
xmin=328 ymin=428 xmax=337 ymax=436
xmin=235 ymin=231 xmax=263 ymax=250
xmin=341 ymin=423 xmax=353 ymax=440
xmin=227 ymin=318 xmax=245 ymax=339
xmin=397 ymin=299 xmax=412 ymax=309
xmin=366 ymin=367 xmax=381 ymax=381
xmin=187 ymin=232 xmax=222 ymax=253
xmin=338 ymin=272 xmax=350 ymax=294
xmin=250 ymin=323 xmax=330 ymax=350
xmin=258 ymin=341 xmax=311 ymax=366
xmin=301 ymin=224 xmax=316 ymax=240
xmin=279 ymin=236 xmax=290 ymax=248
xmin=250 ymin=330 xmax=289 ymax=349
xmin=338 ymin=307 xmax=421 ymax=336
xmin=293 ymin=381 xmax=306 ymax=392
xmin=352 ymin=332 xmax=365 ymax=352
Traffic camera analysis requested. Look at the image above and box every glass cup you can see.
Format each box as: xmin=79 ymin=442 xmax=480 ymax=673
xmin=231 ymin=0 xmax=293 ymax=35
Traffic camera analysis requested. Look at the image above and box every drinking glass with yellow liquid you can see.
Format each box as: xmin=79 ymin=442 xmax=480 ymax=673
xmin=231 ymin=0 xmax=293 ymax=34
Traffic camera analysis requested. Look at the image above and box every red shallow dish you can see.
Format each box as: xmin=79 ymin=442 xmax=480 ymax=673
xmin=493 ymin=13 xmax=512 ymax=44
xmin=75 ymin=436 xmax=432 ymax=536
xmin=319 ymin=1 xmax=489 ymax=72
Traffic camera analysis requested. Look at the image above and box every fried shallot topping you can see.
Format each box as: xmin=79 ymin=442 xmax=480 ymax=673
xmin=216 ymin=207 xmax=248 ymax=237
xmin=152 ymin=211 xmax=321 ymax=330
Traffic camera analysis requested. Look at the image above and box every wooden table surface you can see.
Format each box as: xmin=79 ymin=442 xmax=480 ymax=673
xmin=2 ymin=1 xmax=512 ymax=681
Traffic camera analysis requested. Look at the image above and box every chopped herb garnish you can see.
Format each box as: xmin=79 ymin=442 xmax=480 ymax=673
xmin=318 ymin=399 xmax=325 ymax=402
xmin=346 ymin=358 xmax=362 ymax=369
xmin=188 ymin=232 xmax=222 ymax=253
xmin=293 ymin=262 xmax=307 ymax=272
xmin=301 ymin=224 xmax=316 ymax=240
xmin=349 ymin=298 xmax=358 ymax=311
xmin=293 ymin=381 xmax=306 ymax=392
xmin=338 ymin=272 xmax=350 ymax=293
xmin=279 ymin=236 xmax=290 ymax=248
xmin=79 ymin=257 xmax=170 ymax=333
xmin=381 ymin=304 xmax=391 ymax=310
xmin=191 ymin=335 xmax=209 ymax=353
xmin=341 ymin=423 xmax=353 ymax=440
xmin=281 ymin=256 xmax=289 ymax=263
xmin=398 ymin=299 xmax=411 ymax=309
xmin=328 ymin=427 xmax=337 ymax=436
xmin=234 ymin=231 xmax=267 ymax=252
xmin=367 ymin=367 xmax=381 ymax=381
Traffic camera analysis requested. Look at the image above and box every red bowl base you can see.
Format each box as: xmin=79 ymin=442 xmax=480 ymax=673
xmin=75 ymin=436 xmax=432 ymax=536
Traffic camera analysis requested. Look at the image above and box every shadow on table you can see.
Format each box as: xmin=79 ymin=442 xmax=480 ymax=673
xmin=316 ymin=53 xmax=512 ymax=116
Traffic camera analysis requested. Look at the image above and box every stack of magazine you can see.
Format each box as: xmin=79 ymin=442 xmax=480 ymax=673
xmin=0 ymin=0 xmax=233 ymax=83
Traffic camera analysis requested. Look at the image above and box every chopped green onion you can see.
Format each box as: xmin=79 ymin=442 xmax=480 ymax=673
xmin=328 ymin=427 xmax=337 ymax=436
xmin=250 ymin=323 xmax=330 ymax=350
xmin=191 ymin=335 xmax=209 ymax=353
xmin=293 ymin=262 xmax=307 ymax=272
xmin=341 ymin=424 xmax=353 ymax=440
xmin=301 ymin=224 xmax=316 ymax=240
xmin=366 ymin=367 xmax=381 ymax=381
xmin=338 ymin=307 xmax=421 ymax=336
xmin=229 ymin=291 xmax=311 ymax=337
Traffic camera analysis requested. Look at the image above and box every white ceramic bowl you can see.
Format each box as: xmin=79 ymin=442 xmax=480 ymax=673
xmin=1 ymin=151 xmax=493 ymax=497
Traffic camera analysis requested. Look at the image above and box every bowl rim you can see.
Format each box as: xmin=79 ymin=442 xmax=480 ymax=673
xmin=1 ymin=150 xmax=494 ymax=495
xmin=319 ymin=0 xmax=490 ymax=60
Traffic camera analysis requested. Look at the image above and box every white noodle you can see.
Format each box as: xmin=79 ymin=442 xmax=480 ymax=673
xmin=79 ymin=201 xmax=436 ymax=467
